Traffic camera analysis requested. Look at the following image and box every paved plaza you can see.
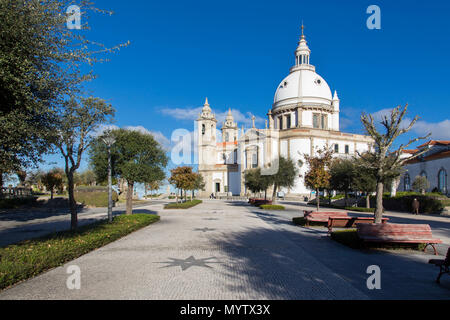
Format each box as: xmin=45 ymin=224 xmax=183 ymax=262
xmin=0 ymin=200 xmax=449 ymax=300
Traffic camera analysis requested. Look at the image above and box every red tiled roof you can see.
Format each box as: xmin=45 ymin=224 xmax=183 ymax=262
xmin=402 ymin=149 xmax=418 ymax=154
xmin=406 ymin=150 xmax=450 ymax=164
xmin=417 ymin=140 xmax=450 ymax=148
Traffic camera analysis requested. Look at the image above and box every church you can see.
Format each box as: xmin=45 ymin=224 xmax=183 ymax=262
xmin=196 ymin=26 xmax=373 ymax=197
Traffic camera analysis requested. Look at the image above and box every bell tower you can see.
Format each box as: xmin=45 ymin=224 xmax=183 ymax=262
xmin=196 ymin=98 xmax=217 ymax=166
xmin=221 ymin=109 xmax=238 ymax=143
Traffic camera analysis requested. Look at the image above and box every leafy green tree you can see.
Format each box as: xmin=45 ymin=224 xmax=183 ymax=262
xmin=301 ymin=148 xmax=333 ymax=211
xmin=245 ymin=168 xmax=272 ymax=200
xmin=412 ymin=176 xmax=430 ymax=195
xmin=41 ymin=169 xmax=64 ymax=200
xmin=56 ymin=97 xmax=114 ymax=230
xmin=90 ymin=129 xmax=168 ymax=214
xmin=168 ymin=167 xmax=197 ymax=202
xmin=359 ymin=104 xmax=430 ymax=223
xmin=329 ymin=158 xmax=356 ymax=207
xmin=0 ymin=0 xmax=128 ymax=176
xmin=270 ymin=157 xmax=297 ymax=204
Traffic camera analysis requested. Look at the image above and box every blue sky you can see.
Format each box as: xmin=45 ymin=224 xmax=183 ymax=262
xmin=41 ymin=0 xmax=450 ymax=185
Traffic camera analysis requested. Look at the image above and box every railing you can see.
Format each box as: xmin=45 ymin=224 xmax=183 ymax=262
xmin=0 ymin=187 xmax=33 ymax=199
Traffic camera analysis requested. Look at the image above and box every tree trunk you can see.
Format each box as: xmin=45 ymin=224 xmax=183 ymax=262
xmin=344 ymin=191 xmax=348 ymax=207
xmin=50 ymin=189 xmax=54 ymax=200
xmin=126 ymin=181 xmax=134 ymax=215
xmin=316 ymin=188 xmax=320 ymax=212
xmin=67 ymin=171 xmax=77 ymax=231
xmin=272 ymin=184 xmax=277 ymax=204
xmin=366 ymin=194 xmax=371 ymax=209
xmin=374 ymin=181 xmax=384 ymax=223
xmin=264 ymin=189 xmax=267 ymax=201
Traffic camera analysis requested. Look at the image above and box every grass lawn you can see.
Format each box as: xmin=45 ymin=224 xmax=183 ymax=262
xmin=260 ymin=205 xmax=285 ymax=210
xmin=164 ymin=199 xmax=202 ymax=209
xmin=0 ymin=214 xmax=159 ymax=291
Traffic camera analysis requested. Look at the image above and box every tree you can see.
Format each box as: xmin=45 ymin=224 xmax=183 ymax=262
xmin=147 ymin=180 xmax=163 ymax=198
xmin=90 ymin=129 xmax=168 ymax=214
xmin=301 ymin=148 xmax=333 ymax=211
xmin=0 ymin=1 xmax=128 ymax=176
xmin=41 ymin=169 xmax=64 ymax=200
xmin=359 ymin=104 xmax=430 ymax=223
xmin=270 ymin=157 xmax=297 ymax=204
xmin=244 ymin=168 xmax=272 ymax=200
xmin=412 ymin=176 xmax=430 ymax=195
xmin=168 ymin=167 xmax=197 ymax=203
xmin=191 ymin=173 xmax=206 ymax=199
xmin=353 ymin=157 xmax=377 ymax=208
xmin=56 ymin=97 xmax=114 ymax=230
xmin=329 ymin=158 xmax=356 ymax=207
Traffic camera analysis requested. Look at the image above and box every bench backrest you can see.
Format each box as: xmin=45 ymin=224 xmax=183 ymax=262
xmin=445 ymin=248 xmax=450 ymax=264
xmin=358 ymin=223 xmax=434 ymax=241
xmin=308 ymin=212 xmax=348 ymax=218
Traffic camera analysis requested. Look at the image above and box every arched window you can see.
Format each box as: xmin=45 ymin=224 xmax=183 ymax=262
xmin=202 ymin=124 xmax=205 ymax=135
xmin=225 ymin=133 xmax=229 ymax=142
xmin=404 ymin=173 xmax=411 ymax=191
xmin=438 ymin=169 xmax=447 ymax=193
xmin=420 ymin=171 xmax=427 ymax=180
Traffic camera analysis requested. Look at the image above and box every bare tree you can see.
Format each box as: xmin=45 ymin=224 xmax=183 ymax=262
xmin=359 ymin=104 xmax=430 ymax=223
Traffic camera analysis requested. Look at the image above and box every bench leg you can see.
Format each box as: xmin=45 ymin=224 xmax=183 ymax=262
xmin=424 ymin=243 xmax=438 ymax=256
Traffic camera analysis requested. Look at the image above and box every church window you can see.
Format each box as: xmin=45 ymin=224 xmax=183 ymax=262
xmin=252 ymin=153 xmax=258 ymax=169
xmin=202 ymin=124 xmax=205 ymax=135
xmin=234 ymin=150 xmax=238 ymax=164
xmin=321 ymin=114 xmax=327 ymax=129
xmin=279 ymin=117 xmax=283 ymax=130
xmin=345 ymin=145 xmax=349 ymax=154
xmin=313 ymin=114 xmax=320 ymax=129
xmin=438 ymin=169 xmax=447 ymax=193
xmin=225 ymin=133 xmax=229 ymax=142
xmin=286 ymin=115 xmax=291 ymax=129
xmin=404 ymin=174 xmax=411 ymax=191
xmin=222 ymin=153 xmax=227 ymax=164
xmin=334 ymin=144 xmax=339 ymax=153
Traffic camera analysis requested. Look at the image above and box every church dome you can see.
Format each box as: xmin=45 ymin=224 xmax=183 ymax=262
xmin=273 ymin=69 xmax=332 ymax=108
xmin=272 ymin=26 xmax=333 ymax=110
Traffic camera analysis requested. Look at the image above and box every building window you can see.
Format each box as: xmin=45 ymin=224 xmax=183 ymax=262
xmin=279 ymin=117 xmax=283 ymax=130
xmin=420 ymin=171 xmax=427 ymax=180
xmin=202 ymin=124 xmax=205 ymax=135
xmin=222 ymin=153 xmax=227 ymax=164
xmin=438 ymin=169 xmax=447 ymax=193
xmin=313 ymin=113 xmax=327 ymax=129
xmin=404 ymin=173 xmax=411 ymax=191
xmin=286 ymin=115 xmax=291 ymax=129
xmin=313 ymin=114 xmax=320 ymax=129
xmin=252 ymin=153 xmax=258 ymax=169
xmin=345 ymin=145 xmax=349 ymax=154
xmin=234 ymin=150 xmax=238 ymax=164
xmin=334 ymin=144 xmax=339 ymax=153
xmin=225 ymin=132 xmax=229 ymax=142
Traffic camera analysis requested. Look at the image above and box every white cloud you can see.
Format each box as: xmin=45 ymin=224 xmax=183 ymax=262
xmin=124 ymin=126 xmax=171 ymax=150
xmin=411 ymin=119 xmax=450 ymax=140
xmin=371 ymin=108 xmax=450 ymax=140
xmin=160 ymin=106 xmax=265 ymax=128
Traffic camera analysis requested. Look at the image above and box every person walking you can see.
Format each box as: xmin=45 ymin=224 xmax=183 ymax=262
xmin=412 ymin=198 xmax=420 ymax=215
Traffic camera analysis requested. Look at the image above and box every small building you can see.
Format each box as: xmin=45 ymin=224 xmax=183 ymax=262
xmin=398 ymin=141 xmax=450 ymax=194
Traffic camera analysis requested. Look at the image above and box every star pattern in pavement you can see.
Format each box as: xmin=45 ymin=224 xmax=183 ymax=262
xmin=156 ymin=256 xmax=221 ymax=271
xmin=193 ymin=227 xmax=216 ymax=233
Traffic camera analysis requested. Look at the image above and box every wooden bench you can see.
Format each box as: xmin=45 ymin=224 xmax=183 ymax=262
xmin=327 ymin=217 xmax=389 ymax=234
xmin=304 ymin=211 xmax=349 ymax=227
xmin=429 ymin=248 xmax=450 ymax=284
xmin=357 ymin=223 xmax=443 ymax=255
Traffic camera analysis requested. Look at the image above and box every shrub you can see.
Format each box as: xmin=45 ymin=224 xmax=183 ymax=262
xmin=344 ymin=207 xmax=375 ymax=213
xmin=164 ymin=199 xmax=202 ymax=209
xmin=249 ymin=198 xmax=272 ymax=206
xmin=260 ymin=205 xmax=285 ymax=210
xmin=0 ymin=214 xmax=160 ymax=290
xmin=0 ymin=197 xmax=38 ymax=209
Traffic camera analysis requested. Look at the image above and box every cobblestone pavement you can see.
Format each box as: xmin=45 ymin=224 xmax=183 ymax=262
xmin=0 ymin=201 xmax=449 ymax=300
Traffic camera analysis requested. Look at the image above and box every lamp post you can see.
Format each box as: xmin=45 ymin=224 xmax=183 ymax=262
xmin=102 ymin=131 xmax=116 ymax=223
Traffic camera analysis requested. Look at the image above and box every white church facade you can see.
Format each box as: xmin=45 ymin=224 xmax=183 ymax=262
xmin=196 ymin=27 xmax=373 ymax=197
